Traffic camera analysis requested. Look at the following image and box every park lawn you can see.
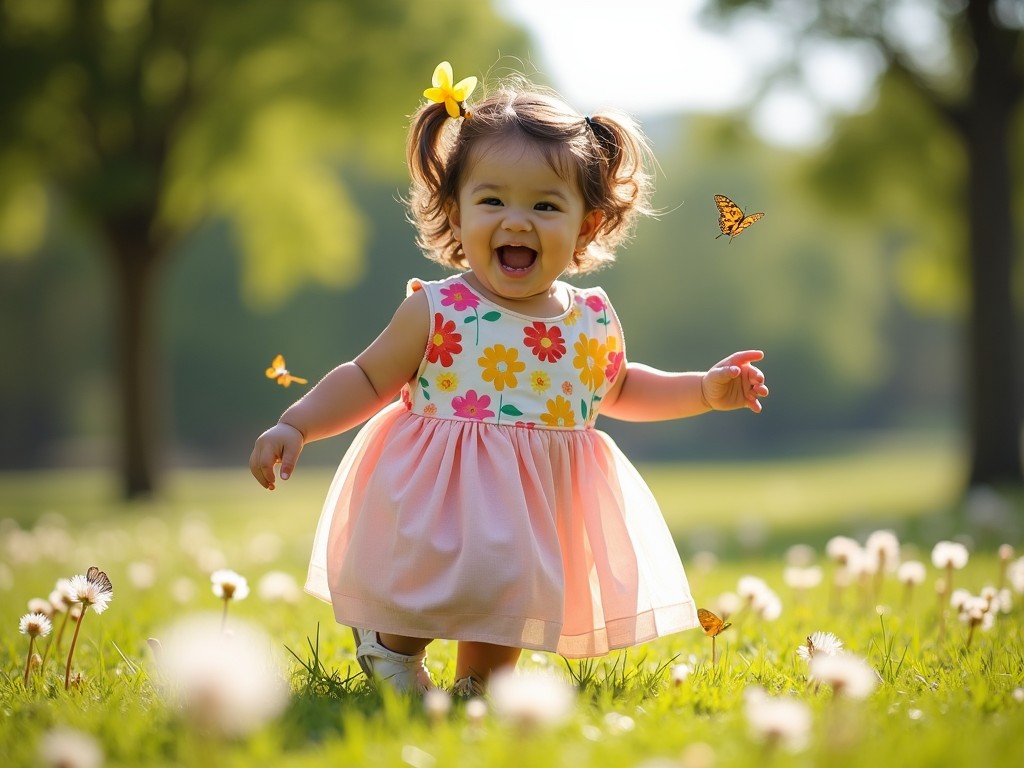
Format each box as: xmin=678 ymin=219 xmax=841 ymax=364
xmin=1 ymin=440 xmax=1022 ymax=768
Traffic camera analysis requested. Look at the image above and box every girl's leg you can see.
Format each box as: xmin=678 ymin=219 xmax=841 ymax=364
xmin=455 ymin=641 xmax=522 ymax=684
xmin=378 ymin=632 xmax=431 ymax=655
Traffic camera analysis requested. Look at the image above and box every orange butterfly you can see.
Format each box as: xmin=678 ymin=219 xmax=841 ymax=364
xmin=265 ymin=354 xmax=308 ymax=388
xmin=697 ymin=608 xmax=732 ymax=637
xmin=714 ymin=194 xmax=764 ymax=241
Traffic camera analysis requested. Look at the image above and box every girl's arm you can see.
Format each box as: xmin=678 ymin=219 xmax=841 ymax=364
xmin=600 ymin=350 xmax=767 ymax=422
xmin=249 ymin=290 xmax=428 ymax=489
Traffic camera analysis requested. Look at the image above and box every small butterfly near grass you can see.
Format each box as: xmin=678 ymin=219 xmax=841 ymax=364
xmin=697 ymin=608 xmax=732 ymax=637
xmin=265 ymin=354 xmax=308 ymax=388
xmin=714 ymin=194 xmax=764 ymax=241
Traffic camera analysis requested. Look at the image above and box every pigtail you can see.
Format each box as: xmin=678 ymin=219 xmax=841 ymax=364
xmin=406 ymin=102 xmax=465 ymax=267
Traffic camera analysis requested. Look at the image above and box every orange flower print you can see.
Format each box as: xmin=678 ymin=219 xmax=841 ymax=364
xmin=426 ymin=312 xmax=462 ymax=367
xmin=561 ymin=380 xmax=573 ymax=396
xmin=523 ymin=322 xmax=566 ymax=362
xmin=540 ymin=395 xmax=576 ymax=428
xmin=478 ymin=344 xmax=525 ymax=392
xmin=530 ymin=370 xmax=551 ymax=393
xmin=563 ymin=305 xmax=582 ymax=326
xmin=573 ymin=333 xmax=608 ymax=392
xmin=435 ymin=372 xmax=459 ymax=392
xmin=423 ymin=403 xmax=438 ymax=417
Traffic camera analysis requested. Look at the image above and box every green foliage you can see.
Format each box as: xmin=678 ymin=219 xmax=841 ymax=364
xmin=0 ymin=465 xmax=1022 ymax=767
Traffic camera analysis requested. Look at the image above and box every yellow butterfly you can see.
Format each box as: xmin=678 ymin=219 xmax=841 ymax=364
xmin=265 ymin=354 xmax=308 ymax=388
xmin=714 ymin=194 xmax=764 ymax=241
xmin=697 ymin=608 xmax=732 ymax=637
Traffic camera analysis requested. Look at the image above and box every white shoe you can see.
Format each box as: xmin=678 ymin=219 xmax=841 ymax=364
xmin=351 ymin=627 xmax=435 ymax=693
xmin=452 ymin=676 xmax=485 ymax=698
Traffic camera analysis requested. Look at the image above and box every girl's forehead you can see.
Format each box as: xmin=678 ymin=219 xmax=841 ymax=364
xmin=464 ymin=134 xmax=579 ymax=185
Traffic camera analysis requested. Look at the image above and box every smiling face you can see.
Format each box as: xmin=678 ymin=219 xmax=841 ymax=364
xmin=448 ymin=135 xmax=602 ymax=314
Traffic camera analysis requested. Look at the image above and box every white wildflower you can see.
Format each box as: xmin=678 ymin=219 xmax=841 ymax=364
xmin=809 ymin=653 xmax=879 ymax=699
xmin=670 ymin=662 xmax=692 ymax=685
xmin=825 ymin=535 xmax=860 ymax=565
xmin=156 ymin=614 xmax=289 ymax=737
xmin=27 ymin=597 xmax=54 ymax=616
xmin=1007 ymin=557 xmax=1024 ymax=594
xmin=19 ymin=612 xmax=52 ymax=638
xmin=897 ymin=560 xmax=926 ymax=585
xmin=68 ymin=568 xmax=114 ymax=614
xmin=38 ymin=727 xmax=104 ymax=768
xmin=864 ymin=530 xmax=900 ymax=573
xmin=744 ymin=690 xmax=812 ymax=752
xmin=796 ymin=631 xmax=843 ymax=662
xmin=931 ymin=541 xmax=969 ymax=570
xmin=784 ymin=544 xmax=816 ymax=567
xmin=257 ymin=571 xmax=301 ymax=604
xmin=489 ymin=668 xmax=575 ymax=729
xmin=210 ymin=569 xmax=249 ymax=601
xmin=783 ymin=565 xmax=823 ymax=590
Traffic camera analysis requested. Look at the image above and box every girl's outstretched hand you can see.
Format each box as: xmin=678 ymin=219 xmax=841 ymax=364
xmin=701 ymin=350 xmax=769 ymax=413
xmin=249 ymin=422 xmax=305 ymax=490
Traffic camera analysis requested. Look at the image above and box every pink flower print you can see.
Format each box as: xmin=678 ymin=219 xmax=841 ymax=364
xmin=585 ymin=295 xmax=606 ymax=312
xmin=523 ymin=322 xmax=566 ymax=362
xmin=606 ymin=350 xmax=624 ymax=383
xmin=440 ymin=282 xmax=480 ymax=312
xmin=514 ymin=421 xmax=536 ymax=429
xmin=401 ymin=386 xmax=412 ymax=410
xmin=451 ymin=389 xmax=495 ymax=421
xmin=561 ymin=381 xmax=573 ymax=396
xmin=426 ymin=313 xmax=463 ymax=367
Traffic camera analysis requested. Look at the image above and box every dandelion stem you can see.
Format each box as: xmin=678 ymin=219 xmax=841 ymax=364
xmin=23 ymin=636 xmax=36 ymax=687
xmin=221 ymin=598 xmax=230 ymax=632
xmin=41 ymin=609 xmax=70 ymax=671
xmin=64 ymin=606 xmax=89 ymax=690
xmin=711 ymin=635 xmax=717 ymax=667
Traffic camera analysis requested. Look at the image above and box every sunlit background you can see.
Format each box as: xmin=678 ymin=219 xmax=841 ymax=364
xmin=1 ymin=0 xmax=1021 ymax=507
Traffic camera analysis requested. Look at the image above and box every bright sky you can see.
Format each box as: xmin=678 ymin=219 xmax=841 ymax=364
xmin=495 ymin=0 xmax=882 ymax=148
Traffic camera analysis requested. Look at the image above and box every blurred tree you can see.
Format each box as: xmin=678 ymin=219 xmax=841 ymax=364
xmin=0 ymin=0 xmax=526 ymax=498
xmin=705 ymin=0 xmax=1023 ymax=488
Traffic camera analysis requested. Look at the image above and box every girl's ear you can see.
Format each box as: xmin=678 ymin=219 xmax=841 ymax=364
xmin=575 ymin=210 xmax=604 ymax=252
xmin=447 ymin=204 xmax=462 ymax=241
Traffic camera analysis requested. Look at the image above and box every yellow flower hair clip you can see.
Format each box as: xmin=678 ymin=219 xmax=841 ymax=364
xmin=423 ymin=61 xmax=477 ymax=118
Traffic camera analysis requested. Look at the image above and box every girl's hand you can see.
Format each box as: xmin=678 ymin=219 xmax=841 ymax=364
xmin=701 ymin=350 xmax=769 ymax=414
xmin=249 ymin=422 xmax=305 ymax=490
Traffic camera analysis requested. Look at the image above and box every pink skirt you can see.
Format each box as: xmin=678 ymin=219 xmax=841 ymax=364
xmin=305 ymin=402 xmax=697 ymax=658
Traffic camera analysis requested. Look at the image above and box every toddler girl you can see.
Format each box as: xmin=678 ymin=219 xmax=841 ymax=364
xmin=250 ymin=61 xmax=768 ymax=695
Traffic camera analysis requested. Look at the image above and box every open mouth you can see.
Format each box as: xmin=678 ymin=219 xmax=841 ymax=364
xmin=497 ymin=245 xmax=537 ymax=272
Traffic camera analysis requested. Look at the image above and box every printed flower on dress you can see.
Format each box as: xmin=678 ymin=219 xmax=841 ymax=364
xmin=540 ymin=395 xmax=576 ymax=428
xmin=435 ymin=372 xmax=459 ymax=392
xmin=606 ymin=349 xmax=624 ymax=383
xmin=585 ymin=295 xmax=606 ymax=312
xmin=530 ymin=370 xmax=552 ymax=393
xmin=427 ymin=313 xmax=463 ymax=367
xmin=479 ymin=344 xmax=525 ymax=391
xmin=452 ymin=390 xmax=495 ymax=420
xmin=573 ymin=334 xmax=608 ymax=391
xmin=523 ymin=322 xmax=566 ymax=362
xmin=440 ymin=282 xmax=480 ymax=311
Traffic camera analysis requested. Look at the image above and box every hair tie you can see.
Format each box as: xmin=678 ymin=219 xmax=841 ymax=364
xmin=584 ymin=115 xmax=595 ymax=129
xmin=423 ymin=61 xmax=477 ymax=119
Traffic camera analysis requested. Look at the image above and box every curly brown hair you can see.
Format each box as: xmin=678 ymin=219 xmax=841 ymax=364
xmin=406 ymin=75 xmax=655 ymax=274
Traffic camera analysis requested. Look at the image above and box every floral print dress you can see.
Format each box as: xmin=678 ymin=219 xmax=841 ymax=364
xmin=305 ymin=274 xmax=697 ymax=658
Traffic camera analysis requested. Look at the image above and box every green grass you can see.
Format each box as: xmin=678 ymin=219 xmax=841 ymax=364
xmin=1 ymin=445 xmax=1022 ymax=768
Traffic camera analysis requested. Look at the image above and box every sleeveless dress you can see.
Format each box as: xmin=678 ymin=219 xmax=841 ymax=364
xmin=305 ymin=274 xmax=698 ymax=658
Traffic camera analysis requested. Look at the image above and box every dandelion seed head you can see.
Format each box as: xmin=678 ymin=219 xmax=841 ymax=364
xmin=210 ymin=569 xmax=249 ymax=601
xmin=950 ymin=588 xmax=973 ymax=611
xmin=809 ymin=653 xmax=879 ymax=699
xmin=744 ymin=693 xmax=812 ymax=752
xmin=464 ymin=697 xmax=488 ymax=723
xmin=128 ymin=561 xmax=157 ymax=590
xmin=715 ymin=591 xmax=742 ymax=618
xmin=38 ymin=727 xmax=104 ymax=768
xmin=671 ymin=662 xmax=692 ymax=685
xmin=256 ymin=571 xmax=301 ymax=604
xmin=1013 ymin=687 xmax=1024 ymax=703
xmin=68 ymin=570 xmax=113 ymax=614
xmin=826 ymin=535 xmax=860 ymax=564
xmin=423 ymin=688 xmax=451 ymax=720
xmin=751 ymin=588 xmax=783 ymax=621
xmin=897 ymin=560 xmax=926 ymax=585
xmin=783 ymin=565 xmax=823 ymax=590
xmin=796 ymin=631 xmax=843 ymax=661
xmin=53 ymin=578 xmax=76 ymax=607
xmin=27 ymin=597 xmax=53 ymax=616
xmin=1009 ymin=557 xmax=1024 ymax=593
xmin=784 ymin=543 xmax=816 ymax=567
xmin=737 ymin=575 xmax=770 ymax=601
xmin=489 ymin=668 xmax=575 ymax=729
xmin=931 ymin=540 xmax=969 ymax=570
xmin=865 ymin=529 xmax=900 ymax=571
xmin=19 ymin=612 xmax=52 ymax=638
xmin=999 ymin=543 xmax=1014 ymax=562
xmin=156 ymin=613 xmax=288 ymax=737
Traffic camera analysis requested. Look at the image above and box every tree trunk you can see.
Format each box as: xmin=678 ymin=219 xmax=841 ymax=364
xmin=963 ymin=0 xmax=1023 ymax=487
xmin=107 ymin=218 xmax=163 ymax=499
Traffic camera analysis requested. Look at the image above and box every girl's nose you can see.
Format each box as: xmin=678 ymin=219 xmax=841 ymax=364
xmin=501 ymin=209 xmax=532 ymax=232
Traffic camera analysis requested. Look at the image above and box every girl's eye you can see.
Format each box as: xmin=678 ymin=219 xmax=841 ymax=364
xmin=480 ymin=197 xmax=502 ymax=206
xmin=535 ymin=202 xmax=558 ymax=212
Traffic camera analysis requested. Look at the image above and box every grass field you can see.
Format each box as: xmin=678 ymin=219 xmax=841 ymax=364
xmin=1 ymin=438 xmax=1022 ymax=767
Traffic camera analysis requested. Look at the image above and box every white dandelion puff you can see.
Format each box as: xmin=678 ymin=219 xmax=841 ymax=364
xmin=809 ymin=653 xmax=879 ymax=700
xmin=210 ymin=569 xmax=249 ymax=601
xmin=931 ymin=541 xmax=969 ymax=570
xmin=38 ymin=727 xmax=104 ymax=768
xmin=489 ymin=668 xmax=575 ymax=729
xmin=744 ymin=691 xmax=812 ymax=752
xmin=796 ymin=631 xmax=843 ymax=662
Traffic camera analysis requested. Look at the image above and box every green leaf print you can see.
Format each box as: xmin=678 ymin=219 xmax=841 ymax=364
xmin=580 ymin=398 xmax=588 ymax=421
xmin=481 ymin=311 xmax=501 ymax=322
xmin=419 ymin=377 xmax=430 ymax=400
xmin=500 ymin=404 xmax=524 ymax=417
